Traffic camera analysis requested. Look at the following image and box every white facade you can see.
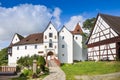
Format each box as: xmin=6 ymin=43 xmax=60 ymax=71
xmin=43 ymin=23 xmax=58 ymax=57
xmin=8 ymin=44 xmax=44 ymax=66
xmin=8 ymin=22 xmax=86 ymax=66
xmin=58 ymin=27 xmax=73 ymax=63
xmin=73 ymin=35 xmax=83 ymax=61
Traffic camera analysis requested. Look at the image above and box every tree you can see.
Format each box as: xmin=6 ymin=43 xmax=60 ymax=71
xmin=83 ymin=17 xmax=96 ymax=32
xmin=0 ymin=48 xmax=8 ymax=65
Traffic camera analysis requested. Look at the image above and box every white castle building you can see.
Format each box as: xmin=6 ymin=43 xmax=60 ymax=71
xmin=8 ymin=22 xmax=87 ymax=66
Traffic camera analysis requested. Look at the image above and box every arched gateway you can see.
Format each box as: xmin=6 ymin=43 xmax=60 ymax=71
xmin=46 ymin=51 xmax=55 ymax=60
xmin=46 ymin=51 xmax=60 ymax=66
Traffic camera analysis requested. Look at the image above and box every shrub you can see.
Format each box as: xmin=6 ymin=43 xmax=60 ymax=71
xmin=36 ymin=68 xmax=41 ymax=74
xmin=16 ymin=66 xmax=21 ymax=72
xmin=17 ymin=55 xmax=46 ymax=68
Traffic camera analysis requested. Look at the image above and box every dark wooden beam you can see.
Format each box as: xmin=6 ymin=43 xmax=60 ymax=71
xmin=87 ymin=36 xmax=120 ymax=48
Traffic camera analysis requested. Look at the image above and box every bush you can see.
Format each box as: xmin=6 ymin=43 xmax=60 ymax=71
xmin=16 ymin=66 xmax=21 ymax=72
xmin=40 ymin=64 xmax=45 ymax=72
xmin=36 ymin=68 xmax=41 ymax=74
xmin=17 ymin=55 xmax=46 ymax=68
xmin=21 ymin=69 xmax=33 ymax=77
xmin=20 ymin=73 xmax=26 ymax=77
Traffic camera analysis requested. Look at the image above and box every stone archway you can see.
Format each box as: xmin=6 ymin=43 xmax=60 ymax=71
xmin=47 ymin=51 xmax=55 ymax=60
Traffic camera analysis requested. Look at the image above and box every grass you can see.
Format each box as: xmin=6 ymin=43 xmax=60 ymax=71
xmin=61 ymin=61 xmax=120 ymax=80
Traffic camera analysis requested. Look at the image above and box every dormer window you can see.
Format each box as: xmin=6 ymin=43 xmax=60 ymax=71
xmin=26 ymin=39 xmax=29 ymax=41
xmin=49 ymin=33 xmax=53 ymax=37
xmin=35 ymin=39 xmax=38 ymax=41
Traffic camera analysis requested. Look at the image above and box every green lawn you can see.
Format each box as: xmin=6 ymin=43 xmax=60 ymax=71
xmin=61 ymin=61 xmax=120 ymax=80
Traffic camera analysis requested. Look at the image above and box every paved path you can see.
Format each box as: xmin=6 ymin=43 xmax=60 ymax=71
xmin=43 ymin=60 xmax=66 ymax=80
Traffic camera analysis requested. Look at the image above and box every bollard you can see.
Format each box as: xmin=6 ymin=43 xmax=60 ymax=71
xmin=33 ymin=60 xmax=37 ymax=73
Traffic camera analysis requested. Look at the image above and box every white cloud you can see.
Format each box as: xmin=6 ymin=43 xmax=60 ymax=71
xmin=0 ymin=4 xmax=61 ymax=49
xmin=0 ymin=4 xmax=61 ymax=41
xmin=52 ymin=7 xmax=61 ymax=27
xmin=65 ymin=15 xmax=85 ymax=31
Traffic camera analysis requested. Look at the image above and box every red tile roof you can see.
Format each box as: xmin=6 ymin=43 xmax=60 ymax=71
xmin=71 ymin=23 xmax=83 ymax=34
xmin=14 ymin=33 xmax=43 ymax=46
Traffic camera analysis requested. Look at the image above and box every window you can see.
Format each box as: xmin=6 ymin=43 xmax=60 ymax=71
xmin=17 ymin=46 xmax=19 ymax=50
xmin=54 ymin=45 xmax=56 ymax=49
xmin=62 ymin=45 xmax=65 ymax=48
xmin=49 ymin=27 xmax=51 ymax=30
xmin=8 ymin=48 xmax=12 ymax=53
xmin=55 ymin=36 xmax=57 ymax=39
xmin=45 ymin=35 xmax=47 ymax=39
xmin=62 ymin=36 xmax=64 ymax=40
xmin=62 ymin=54 xmax=64 ymax=56
xmin=17 ymin=57 xmax=19 ymax=59
xmin=76 ymin=37 xmax=78 ymax=40
xmin=49 ymin=33 xmax=53 ymax=37
xmin=25 ymin=46 xmax=27 ymax=49
xmin=35 ymin=45 xmax=37 ymax=49
xmin=45 ymin=46 xmax=47 ymax=48
xmin=49 ymin=39 xmax=53 ymax=48
xmin=49 ymin=43 xmax=53 ymax=48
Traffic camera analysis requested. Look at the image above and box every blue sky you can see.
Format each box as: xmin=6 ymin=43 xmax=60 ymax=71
xmin=1 ymin=0 xmax=120 ymax=22
xmin=0 ymin=0 xmax=120 ymax=50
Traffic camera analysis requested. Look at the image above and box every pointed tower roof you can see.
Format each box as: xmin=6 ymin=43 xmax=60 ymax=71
xmin=71 ymin=23 xmax=83 ymax=34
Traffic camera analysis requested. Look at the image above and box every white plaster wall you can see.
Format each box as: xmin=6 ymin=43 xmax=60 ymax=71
xmin=73 ymin=35 xmax=83 ymax=61
xmin=58 ymin=27 xmax=73 ymax=63
xmin=43 ymin=23 xmax=58 ymax=56
xmin=8 ymin=43 xmax=44 ymax=66
xmin=88 ymin=16 xmax=118 ymax=44
xmin=88 ymin=43 xmax=116 ymax=61
xmin=12 ymin=34 xmax=20 ymax=44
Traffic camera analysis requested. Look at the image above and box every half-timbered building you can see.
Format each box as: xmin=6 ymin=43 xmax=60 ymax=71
xmin=87 ymin=13 xmax=120 ymax=61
